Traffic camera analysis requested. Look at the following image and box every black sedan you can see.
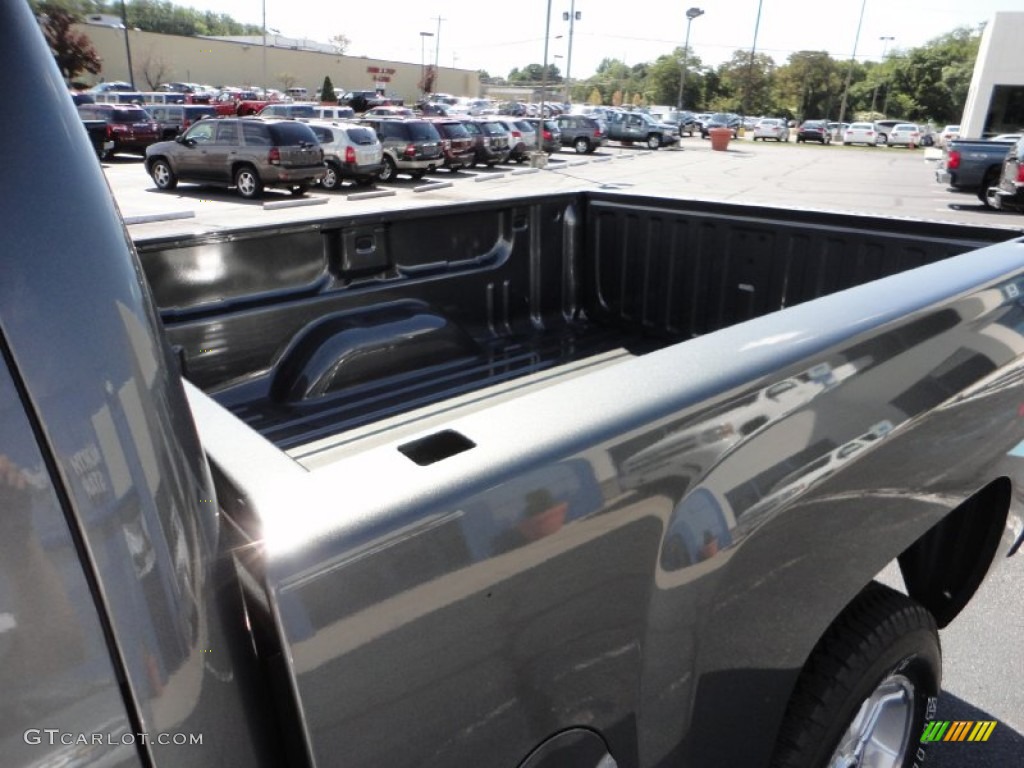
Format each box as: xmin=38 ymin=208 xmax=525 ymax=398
xmin=796 ymin=120 xmax=832 ymax=144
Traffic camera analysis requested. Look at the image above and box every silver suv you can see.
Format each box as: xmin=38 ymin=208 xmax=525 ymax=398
xmin=306 ymin=120 xmax=383 ymax=189
xmin=144 ymin=117 xmax=325 ymax=199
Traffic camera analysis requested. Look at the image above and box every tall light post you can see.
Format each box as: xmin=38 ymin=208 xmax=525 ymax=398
xmin=677 ymin=7 xmax=704 ymax=110
xmin=742 ymin=0 xmax=764 ymax=121
xmin=869 ymin=35 xmax=894 ymax=117
xmin=562 ymin=1 xmax=580 ymax=105
xmin=420 ymin=30 xmax=434 ymax=92
xmin=119 ymin=0 xmax=134 ymax=88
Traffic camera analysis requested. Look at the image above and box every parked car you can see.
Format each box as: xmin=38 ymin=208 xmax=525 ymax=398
xmin=939 ymin=124 xmax=961 ymax=147
xmin=701 ymin=112 xmax=742 ymax=139
xmin=985 ymin=136 xmax=1024 ymax=212
xmin=425 ymin=118 xmax=476 ymax=171
xmin=145 ymin=103 xmax=218 ymax=139
xmin=555 ymin=114 xmax=608 ymax=154
xmin=460 ymin=119 xmax=511 ymax=166
xmin=513 ymin=119 xmax=541 ymax=153
xmin=872 ymin=119 xmax=903 ymax=144
xmin=522 ymin=118 xmax=561 ymax=154
xmin=343 ymin=91 xmax=392 ymax=113
xmin=887 ymin=123 xmax=923 ymax=148
xmin=87 ymin=80 xmax=134 ymax=93
xmin=488 ymin=118 xmax=528 ymax=163
xmin=364 ymin=106 xmax=415 ymax=118
xmin=306 ymin=120 xmax=383 ymax=189
xmin=753 ymin=118 xmax=790 ymax=142
xmin=257 ymin=103 xmax=319 ymax=119
xmin=843 ymin=122 xmax=881 ymax=146
xmin=358 ymin=117 xmax=444 ymax=181
xmin=76 ymin=103 xmax=161 ymax=158
xmin=795 ymin=120 xmax=832 ymax=144
xmin=827 ymin=121 xmax=850 ymax=139
xmin=311 ymin=105 xmax=357 ymax=120
xmin=144 ymin=116 xmax=325 ymax=199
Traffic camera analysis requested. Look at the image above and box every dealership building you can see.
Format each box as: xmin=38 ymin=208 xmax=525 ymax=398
xmin=75 ymin=19 xmax=480 ymax=102
xmin=960 ymin=11 xmax=1024 ymax=137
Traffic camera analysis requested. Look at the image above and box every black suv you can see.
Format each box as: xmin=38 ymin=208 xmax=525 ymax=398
xmin=358 ymin=118 xmax=443 ymax=181
xmin=343 ymin=90 xmax=391 ymax=113
xmin=555 ymin=115 xmax=608 ymax=154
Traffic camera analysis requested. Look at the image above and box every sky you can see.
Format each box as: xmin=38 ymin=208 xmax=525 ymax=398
xmin=189 ymin=1 xmax=1014 ymax=80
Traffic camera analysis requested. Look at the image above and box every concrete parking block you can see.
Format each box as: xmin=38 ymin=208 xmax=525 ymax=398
xmin=122 ymin=210 xmax=196 ymax=225
xmin=263 ymin=197 xmax=329 ymax=210
xmin=414 ymin=182 xmax=454 ymax=193
xmin=475 ymin=173 xmax=506 ymax=182
xmin=347 ymin=189 xmax=398 ymax=201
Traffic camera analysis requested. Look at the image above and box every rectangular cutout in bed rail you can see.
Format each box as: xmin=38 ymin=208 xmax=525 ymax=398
xmin=398 ymin=430 xmax=476 ymax=466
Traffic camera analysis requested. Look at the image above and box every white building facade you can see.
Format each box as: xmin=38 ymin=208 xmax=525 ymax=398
xmin=960 ymin=11 xmax=1024 ymax=138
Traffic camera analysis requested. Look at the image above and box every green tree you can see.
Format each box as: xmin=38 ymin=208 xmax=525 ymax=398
xmin=885 ymin=26 xmax=981 ymax=123
xmin=773 ymin=51 xmax=841 ymax=120
xmin=716 ymin=50 xmax=776 ymax=115
xmin=320 ymin=75 xmax=336 ymax=103
xmin=507 ymin=63 xmax=562 ymax=84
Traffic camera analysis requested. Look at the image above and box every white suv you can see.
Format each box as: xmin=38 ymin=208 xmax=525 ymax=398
xmin=306 ymin=120 xmax=383 ymax=189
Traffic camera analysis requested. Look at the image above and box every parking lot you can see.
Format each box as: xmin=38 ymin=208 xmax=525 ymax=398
xmin=103 ymin=130 xmax=1024 ymax=763
xmin=104 ymin=132 xmax=1024 ymax=241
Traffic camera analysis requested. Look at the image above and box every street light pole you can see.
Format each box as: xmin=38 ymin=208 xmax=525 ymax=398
xmin=420 ymin=31 xmax=434 ymax=93
xmin=742 ymin=0 xmax=763 ymax=121
xmin=869 ymin=35 xmax=894 ymax=117
xmin=677 ymin=7 xmax=704 ymax=110
xmin=563 ymin=0 xmax=579 ymax=105
xmin=119 ymin=0 xmax=134 ymax=88
xmin=540 ymin=0 xmax=552 ymax=151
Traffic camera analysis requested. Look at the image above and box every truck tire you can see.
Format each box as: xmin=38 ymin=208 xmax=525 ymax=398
xmin=378 ymin=156 xmax=397 ymax=182
xmin=647 ymin=134 xmax=661 ymax=150
xmin=978 ymin=168 xmax=1000 ymax=207
xmin=149 ymin=158 xmax=177 ymax=190
xmin=233 ymin=165 xmax=263 ymax=199
xmin=320 ymin=161 xmax=342 ymax=191
xmin=770 ymin=583 xmax=940 ymax=768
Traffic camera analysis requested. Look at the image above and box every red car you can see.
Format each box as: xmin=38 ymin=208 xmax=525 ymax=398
xmin=425 ymin=118 xmax=476 ymax=172
xmin=75 ymin=103 xmax=161 ymax=159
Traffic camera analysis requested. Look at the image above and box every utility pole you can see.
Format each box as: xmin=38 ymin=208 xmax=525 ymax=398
xmin=869 ymin=35 xmax=894 ymax=117
xmin=119 ymin=0 xmax=134 ymax=88
xmin=742 ymin=0 xmax=763 ymax=121
xmin=837 ymin=0 xmax=867 ymax=129
xmin=432 ymin=15 xmax=446 ymax=70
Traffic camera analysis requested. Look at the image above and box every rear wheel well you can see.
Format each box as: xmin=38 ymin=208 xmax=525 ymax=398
xmin=897 ymin=477 xmax=1010 ymax=628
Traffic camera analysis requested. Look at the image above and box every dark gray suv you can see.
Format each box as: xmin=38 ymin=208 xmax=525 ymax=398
xmin=358 ymin=118 xmax=443 ymax=181
xmin=555 ymin=115 xmax=608 ymax=154
xmin=145 ymin=117 xmax=325 ymax=199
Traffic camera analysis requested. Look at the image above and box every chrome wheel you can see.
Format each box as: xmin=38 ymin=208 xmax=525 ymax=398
xmin=828 ymin=674 xmax=916 ymax=768
xmin=234 ymin=166 xmax=262 ymax=199
xmin=574 ymin=137 xmax=589 ymax=154
xmin=151 ymin=159 xmax=176 ymax=190
xmin=321 ymin=163 xmax=340 ymax=190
